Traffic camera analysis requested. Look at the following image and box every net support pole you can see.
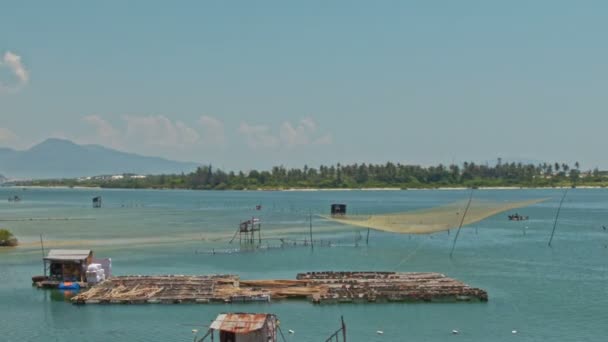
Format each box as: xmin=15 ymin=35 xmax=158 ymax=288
xmin=548 ymin=189 xmax=569 ymax=247
xmin=309 ymin=210 xmax=314 ymax=251
xmin=450 ymin=189 xmax=474 ymax=258
xmin=40 ymin=233 xmax=45 ymax=276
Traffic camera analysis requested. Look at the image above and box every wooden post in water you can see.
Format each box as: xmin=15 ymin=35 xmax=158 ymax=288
xmin=548 ymin=189 xmax=569 ymax=247
xmin=366 ymin=228 xmax=370 ymax=246
xmin=39 ymin=234 xmax=45 ymax=276
xmin=258 ymin=217 xmax=262 ymax=245
xmin=309 ymin=210 xmax=314 ymax=251
xmin=251 ymin=216 xmax=255 ymax=244
xmin=450 ymin=189 xmax=474 ymax=258
xmin=341 ymin=316 xmax=346 ymax=342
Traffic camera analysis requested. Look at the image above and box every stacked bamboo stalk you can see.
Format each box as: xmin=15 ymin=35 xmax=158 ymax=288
xmin=297 ymin=272 xmax=488 ymax=303
xmin=71 ymin=272 xmax=487 ymax=304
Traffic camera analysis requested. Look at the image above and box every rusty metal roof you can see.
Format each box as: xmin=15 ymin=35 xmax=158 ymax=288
xmin=210 ymin=313 xmax=271 ymax=334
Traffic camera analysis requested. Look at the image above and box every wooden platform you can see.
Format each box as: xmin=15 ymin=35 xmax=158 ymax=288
xmin=71 ymin=272 xmax=487 ymax=305
xmin=297 ymin=271 xmax=488 ymax=303
xmin=35 ymin=280 xmax=89 ymax=289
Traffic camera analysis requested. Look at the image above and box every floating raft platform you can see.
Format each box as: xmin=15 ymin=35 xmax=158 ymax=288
xmin=36 ymin=280 xmax=89 ymax=289
xmin=71 ymin=272 xmax=487 ymax=305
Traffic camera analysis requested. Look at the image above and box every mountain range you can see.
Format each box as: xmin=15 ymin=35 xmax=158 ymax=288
xmin=0 ymin=139 xmax=200 ymax=179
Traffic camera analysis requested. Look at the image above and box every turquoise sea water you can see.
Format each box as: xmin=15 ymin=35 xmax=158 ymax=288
xmin=1 ymin=187 xmax=607 ymax=341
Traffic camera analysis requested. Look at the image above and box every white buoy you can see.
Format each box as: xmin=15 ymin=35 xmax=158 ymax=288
xmin=192 ymin=329 xmax=198 ymax=334
xmin=452 ymin=329 xmax=459 ymax=335
xmin=288 ymin=329 xmax=295 ymax=334
xmin=512 ymin=330 xmax=518 ymax=334
xmin=376 ymin=330 xmax=384 ymax=335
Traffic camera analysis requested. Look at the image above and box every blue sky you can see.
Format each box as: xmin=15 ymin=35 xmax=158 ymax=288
xmin=1 ymin=1 xmax=607 ymax=170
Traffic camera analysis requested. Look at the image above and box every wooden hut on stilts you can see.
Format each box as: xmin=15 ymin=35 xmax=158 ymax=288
xmin=92 ymin=196 xmax=102 ymax=208
xmin=230 ymin=217 xmax=262 ymax=245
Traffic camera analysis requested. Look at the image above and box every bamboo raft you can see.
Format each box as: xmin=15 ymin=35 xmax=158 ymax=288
xmin=71 ymin=272 xmax=487 ymax=305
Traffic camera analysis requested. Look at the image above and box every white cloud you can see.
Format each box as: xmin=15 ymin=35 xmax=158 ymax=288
xmin=79 ymin=114 xmax=232 ymax=153
xmin=313 ymin=133 xmax=333 ymax=145
xmin=4 ymin=52 xmax=28 ymax=83
xmin=81 ymin=115 xmax=123 ymax=149
xmin=83 ymin=115 xmax=120 ymax=140
xmin=0 ymin=51 xmax=29 ymax=91
xmin=238 ymin=122 xmax=279 ymax=149
xmin=300 ymin=117 xmax=317 ymax=131
xmin=240 ymin=117 xmax=333 ymax=150
xmin=124 ymin=115 xmax=200 ymax=148
xmin=77 ymin=115 xmax=331 ymax=160
xmin=0 ymin=127 xmax=18 ymax=144
xmin=198 ymin=115 xmax=226 ymax=146
xmin=279 ymin=118 xmax=318 ymax=147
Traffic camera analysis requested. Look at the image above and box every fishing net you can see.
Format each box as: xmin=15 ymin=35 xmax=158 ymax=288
xmin=326 ymin=198 xmax=545 ymax=234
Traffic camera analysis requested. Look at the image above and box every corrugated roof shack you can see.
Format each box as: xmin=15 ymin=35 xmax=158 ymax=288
xmin=197 ymin=313 xmax=278 ymax=342
xmin=43 ymin=249 xmax=93 ymax=284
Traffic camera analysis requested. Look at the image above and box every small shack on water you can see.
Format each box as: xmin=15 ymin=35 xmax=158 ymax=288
xmin=194 ymin=313 xmax=346 ymax=342
xmin=330 ymin=204 xmax=346 ymax=216
xmin=44 ymin=249 xmax=93 ymax=282
xmin=230 ymin=218 xmax=262 ymax=245
xmin=196 ymin=313 xmax=279 ymax=342
xmin=33 ymin=249 xmax=112 ymax=289
xmin=7 ymin=195 xmax=21 ymax=202
xmin=92 ymin=196 xmax=102 ymax=208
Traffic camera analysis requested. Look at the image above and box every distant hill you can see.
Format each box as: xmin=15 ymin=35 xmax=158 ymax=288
xmin=0 ymin=174 xmax=7 ymax=184
xmin=0 ymin=138 xmax=200 ymax=179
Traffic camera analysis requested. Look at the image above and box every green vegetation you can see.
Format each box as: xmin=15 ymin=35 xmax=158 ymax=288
xmin=0 ymin=229 xmax=18 ymax=247
xmin=14 ymin=160 xmax=608 ymax=190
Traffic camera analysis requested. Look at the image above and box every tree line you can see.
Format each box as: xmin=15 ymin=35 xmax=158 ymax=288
xmin=18 ymin=160 xmax=608 ymax=190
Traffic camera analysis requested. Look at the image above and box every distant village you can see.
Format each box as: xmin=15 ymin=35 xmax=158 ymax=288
xmin=0 ymin=173 xmax=147 ymax=186
xmin=77 ymin=174 xmax=147 ymax=182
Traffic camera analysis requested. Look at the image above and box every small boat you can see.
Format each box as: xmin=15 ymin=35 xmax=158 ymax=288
xmin=508 ymin=214 xmax=529 ymax=221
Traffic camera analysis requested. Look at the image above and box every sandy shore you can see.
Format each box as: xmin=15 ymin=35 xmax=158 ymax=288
xmin=325 ymin=198 xmax=546 ymax=234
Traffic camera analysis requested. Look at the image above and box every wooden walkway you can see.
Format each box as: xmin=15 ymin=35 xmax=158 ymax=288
xmin=71 ymin=272 xmax=488 ymax=304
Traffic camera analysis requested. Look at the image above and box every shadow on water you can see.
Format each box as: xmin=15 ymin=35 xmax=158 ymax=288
xmin=48 ymin=289 xmax=80 ymax=303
